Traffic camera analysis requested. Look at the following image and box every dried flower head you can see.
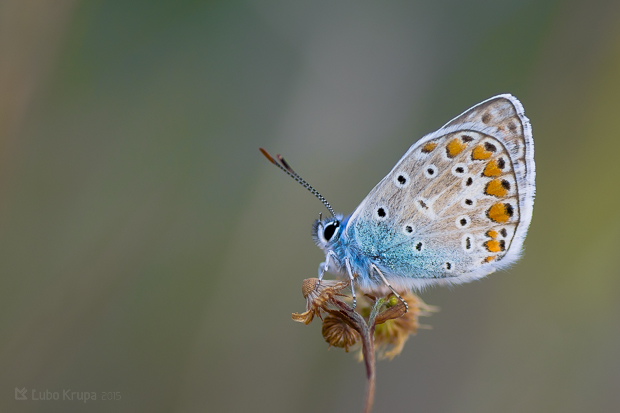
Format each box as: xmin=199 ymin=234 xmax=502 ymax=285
xmin=322 ymin=314 xmax=360 ymax=351
xmin=291 ymin=278 xmax=349 ymax=325
xmin=292 ymin=278 xmax=438 ymax=413
xmin=373 ymin=292 xmax=439 ymax=359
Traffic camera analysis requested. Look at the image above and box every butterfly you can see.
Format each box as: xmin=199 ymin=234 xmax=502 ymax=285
xmin=261 ymin=94 xmax=535 ymax=309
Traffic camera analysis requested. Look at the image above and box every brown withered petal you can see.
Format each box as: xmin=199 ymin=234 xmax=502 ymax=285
xmin=322 ymin=315 xmax=360 ymax=352
xmin=293 ymin=278 xmax=350 ymax=325
xmin=291 ymin=310 xmax=315 ymax=325
xmin=374 ymin=299 xmax=408 ymax=325
xmin=373 ymin=292 xmax=438 ymax=360
xmin=304 ymin=278 xmax=349 ymax=310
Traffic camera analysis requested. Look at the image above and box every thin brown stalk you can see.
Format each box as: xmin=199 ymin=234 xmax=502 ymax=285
xmin=361 ymin=323 xmax=376 ymax=413
xmin=294 ymin=279 xmax=434 ymax=413
xmin=333 ymin=298 xmax=384 ymax=413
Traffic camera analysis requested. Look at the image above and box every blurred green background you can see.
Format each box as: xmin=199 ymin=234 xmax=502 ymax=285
xmin=2 ymin=1 xmax=620 ymax=412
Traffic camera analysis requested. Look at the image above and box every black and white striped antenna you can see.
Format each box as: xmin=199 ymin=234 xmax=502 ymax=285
xmin=259 ymin=148 xmax=336 ymax=217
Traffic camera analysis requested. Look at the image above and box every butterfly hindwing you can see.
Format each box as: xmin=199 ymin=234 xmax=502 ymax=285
xmin=346 ymin=95 xmax=534 ymax=287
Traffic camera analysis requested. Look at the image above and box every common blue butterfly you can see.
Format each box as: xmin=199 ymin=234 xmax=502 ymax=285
xmin=261 ymin=94 xmax=535 ymax=309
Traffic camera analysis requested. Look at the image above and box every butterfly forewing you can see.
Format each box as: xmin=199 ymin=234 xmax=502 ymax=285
xmin=346 ymin=95 xmax=534 ymax=283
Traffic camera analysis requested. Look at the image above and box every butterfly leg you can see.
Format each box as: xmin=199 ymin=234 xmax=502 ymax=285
xmin=317 ymin=253 xmax=330 ymax=283
xmin=318 ymin=251 xmax=338 ymax=283
xmin=317 ymin=252 xmax=337 ymax=292
xmin=371 ymin=264 xmax=409 ymax=313
xmin=344 ymin=258 xmax=357 ymax=309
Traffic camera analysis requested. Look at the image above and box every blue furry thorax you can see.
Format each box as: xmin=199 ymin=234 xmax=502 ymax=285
xmin=311 ymin=213 xmax=379 ymax=286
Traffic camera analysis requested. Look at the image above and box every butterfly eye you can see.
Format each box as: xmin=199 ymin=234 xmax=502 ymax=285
xmin=323 ymin=221 xmax=339 ymax=242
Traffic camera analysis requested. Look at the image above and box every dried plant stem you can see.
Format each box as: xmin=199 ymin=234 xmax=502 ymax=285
xmin=332 ymin=298 xmax=388 ymax=413
xmin=296 ymin=280 xmax=423 ymax=413
xmin=361 ymin=323 xmax=376 ymax=413
xmin=362 ymin=298 xmax=386 ymax=413
xmin=361 ymin=318 xmax=375 ymax=413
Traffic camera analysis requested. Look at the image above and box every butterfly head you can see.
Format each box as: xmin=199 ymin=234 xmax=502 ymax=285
xmin=312 ymin=213 xmax=345 ymax=249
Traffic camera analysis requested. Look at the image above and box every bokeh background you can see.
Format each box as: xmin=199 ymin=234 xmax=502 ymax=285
xmin=2 ymin=1 xmax=620 ymax=412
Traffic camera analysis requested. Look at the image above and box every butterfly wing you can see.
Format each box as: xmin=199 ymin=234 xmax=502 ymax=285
xmin=345 ymin=94 xmax=535 ymax=290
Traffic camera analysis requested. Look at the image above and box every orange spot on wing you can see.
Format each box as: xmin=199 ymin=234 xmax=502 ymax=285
xmin=484 ymin=240 xmax=502 ymax=253
xmin=484 ymin=256 xmax=495 ymax=263
xmin=486 ymin=230 xmax=498 ymax=239
xmin=472 ymin=145 xmax=492 ymax=160
xmin=421 ymin=142 xmax=437 ymax=153
xmin=483 ymin=160 xmax=502 ymax=177
xmin=446 ymin=139 xmax=466 ymax=158
xmin=485 ymin=179 xmax=508 ymax=197
xmin=487 ymin=203 xmax=513 ymax=223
